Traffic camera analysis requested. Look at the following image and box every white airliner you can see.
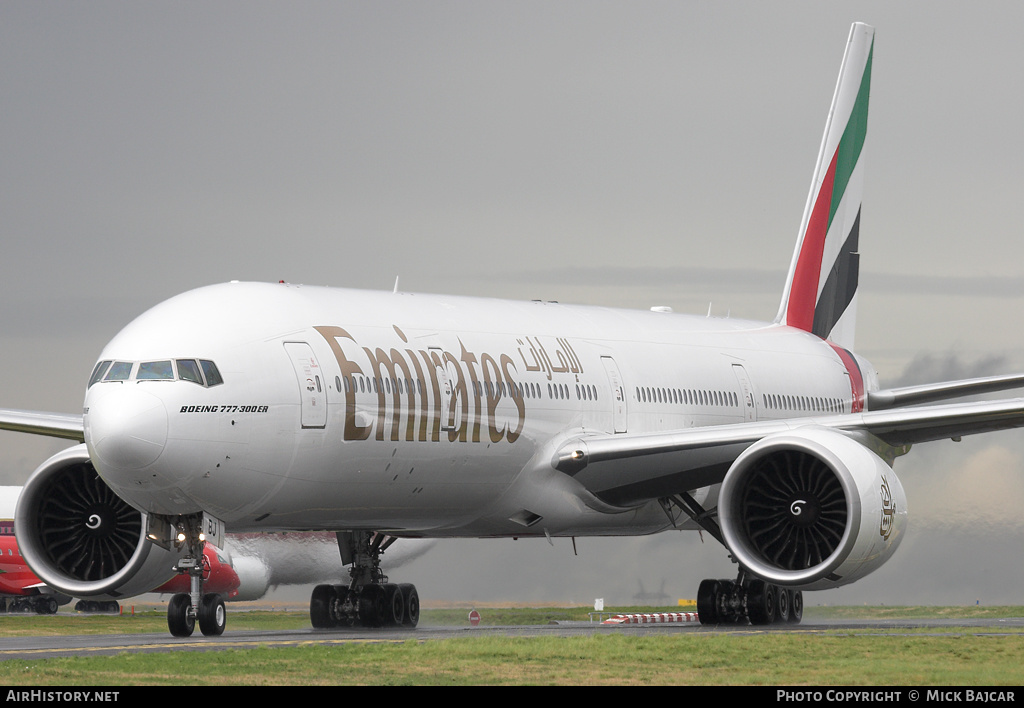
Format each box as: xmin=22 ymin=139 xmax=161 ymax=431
xmin=4 ymin=22 xmax=1024 ymax=636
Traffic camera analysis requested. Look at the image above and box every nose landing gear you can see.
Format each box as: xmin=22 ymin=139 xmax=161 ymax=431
xmin=165 ymin=514 xmax=226 ymax=637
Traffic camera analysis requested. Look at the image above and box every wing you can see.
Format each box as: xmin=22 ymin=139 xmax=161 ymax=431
xmin=555 ymin=394 xmax=1024 ymax=507
xmin=0 ymin=409 xmax=84 ymax=441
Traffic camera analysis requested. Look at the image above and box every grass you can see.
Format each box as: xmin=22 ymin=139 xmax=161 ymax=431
xmin=804 ymin=604 xmax=1023 ymax=620
xmin=6 ymin=634 xmax=1024 ymax=686
xmin=3 ymin=605 xmax=1024 ymax=685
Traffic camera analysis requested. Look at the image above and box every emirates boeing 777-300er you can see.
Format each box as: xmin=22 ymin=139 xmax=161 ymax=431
xmin=3 ymin=23 xmax=1024 ymax=636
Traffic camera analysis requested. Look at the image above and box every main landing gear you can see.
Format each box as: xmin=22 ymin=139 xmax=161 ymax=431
xmin=697 ymin=571 xmax=803 ymax=626
xmin=2 ymin=595 xmax=60 ymax=614
xmin=310 ymin=531 xmax=420 ymax=629
xmin=659 ymin=494 xmax=803 ymax=626
xmin=166 ymin=514 xmax=226 ymax=638
xmin=74 ymin=600 xmax=120 ymax=614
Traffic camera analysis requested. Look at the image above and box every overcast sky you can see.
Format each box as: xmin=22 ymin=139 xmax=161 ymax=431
xmin=2 ymin=2 xmax=1024 ymax=608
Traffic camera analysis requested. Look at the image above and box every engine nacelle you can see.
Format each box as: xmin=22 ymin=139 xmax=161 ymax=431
xmin=719 ymin=427 xmax=907 ymax=590
xmin=15 ymin=444 xmax=186 ymax=598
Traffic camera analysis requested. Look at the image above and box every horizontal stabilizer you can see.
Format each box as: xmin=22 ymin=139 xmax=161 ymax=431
xmin=868 ymin=373 xmax=1024 ymax=410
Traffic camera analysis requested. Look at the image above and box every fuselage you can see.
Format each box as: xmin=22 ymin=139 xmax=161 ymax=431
xmin=82 ymin=281 xmax=875 ymax=538
xmin=0 ymin=534 xmax=38 ymax=598
xmin=0 ymin=487 xmax=35 ymax=597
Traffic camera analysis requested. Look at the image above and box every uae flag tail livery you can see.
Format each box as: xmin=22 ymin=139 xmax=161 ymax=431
xmin=776 ymin=22 xmax=872 ymax=353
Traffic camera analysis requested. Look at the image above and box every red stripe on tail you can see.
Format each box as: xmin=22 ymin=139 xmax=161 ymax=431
xmin=786 ymin=148 xmax=839 ymax=332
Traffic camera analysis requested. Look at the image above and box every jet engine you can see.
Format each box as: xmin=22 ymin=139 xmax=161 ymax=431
xmin=14 ymin=444 xmax=186 ymax=599
xmin=718 ymin=427 xmax=907 ymax=591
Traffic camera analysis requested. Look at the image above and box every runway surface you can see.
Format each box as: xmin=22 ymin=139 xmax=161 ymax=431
xmin=3 ymin=616 xmax=1024 ymax=662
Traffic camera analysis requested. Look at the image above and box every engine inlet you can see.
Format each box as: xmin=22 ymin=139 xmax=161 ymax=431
xmin=36 ymin=462 xmax=142 ymax=582
xmin=738 ymin=449 xmax=847 ymax=571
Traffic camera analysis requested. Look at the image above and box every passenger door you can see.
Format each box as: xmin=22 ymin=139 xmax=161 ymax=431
xmin=284 ymin=342 xmax=328 ymax=429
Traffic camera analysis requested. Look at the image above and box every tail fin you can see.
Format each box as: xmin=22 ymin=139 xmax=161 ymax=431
xmin=776 ymin=22 xmax=873 ymax=350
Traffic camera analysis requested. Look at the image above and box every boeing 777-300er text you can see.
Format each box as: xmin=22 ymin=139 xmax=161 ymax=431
xmin=3 ymin=23 xmax=1024 ymax=636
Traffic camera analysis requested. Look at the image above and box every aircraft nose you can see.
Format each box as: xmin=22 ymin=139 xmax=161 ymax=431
xmin=85 ymin=386 xmax=168 ymax=472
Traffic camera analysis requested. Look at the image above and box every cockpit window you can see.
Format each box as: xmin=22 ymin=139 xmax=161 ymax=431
xmin=90 ymin=358 xmax=223 ymax=387
xmin=137 ymin=360 xmax=174 ymax=380
xmin=104 ymin=361 xmax=133 ymax=381
xmin=199 ymin=360 xmax=223 ymax=387
xmin=88 ymin=361 xmax=112 ymax=388
xmin=176 ymin=359 xmax=204 ymax=385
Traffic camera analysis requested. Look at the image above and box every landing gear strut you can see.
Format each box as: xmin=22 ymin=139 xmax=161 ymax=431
xmin=696 ymin=571 xmax=803 ymax=626
xmin=310 ymin=530 xmax=419 ymax=629
xmin=166 ymin=513 xmax=226 ymax=637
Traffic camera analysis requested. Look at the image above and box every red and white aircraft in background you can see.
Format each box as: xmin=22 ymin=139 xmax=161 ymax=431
xmin=3 ymin=23 xmax=1024 ymax=637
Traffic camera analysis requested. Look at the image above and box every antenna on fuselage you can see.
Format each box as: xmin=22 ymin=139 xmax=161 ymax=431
xmin=393 ymin=276 xmax=399 ymax=293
